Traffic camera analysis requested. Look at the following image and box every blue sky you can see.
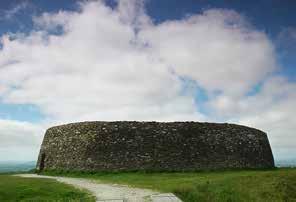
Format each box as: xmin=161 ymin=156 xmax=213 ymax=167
xmin=0 ymin=0 xmax=295 ymax=83
xmin=1 ymin=0 xmax=296 ymax=76
xmin=0 ymin=0 xmax=295 ymax=122
xmin=0 ymin=0 xmax=295 ymax=162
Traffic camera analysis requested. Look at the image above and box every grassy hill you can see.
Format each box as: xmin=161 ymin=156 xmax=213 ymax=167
xmin=0 ymin=174 xmax=95 ymax=201
xmin=1 ymin=168 xmax=295 ymax=201
xmin=43 ymin=168 xmax=296 ymax=202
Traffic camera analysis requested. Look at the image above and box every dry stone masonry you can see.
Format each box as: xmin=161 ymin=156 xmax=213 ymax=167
xmin=36 ymin=121 xmax=274 ymax=171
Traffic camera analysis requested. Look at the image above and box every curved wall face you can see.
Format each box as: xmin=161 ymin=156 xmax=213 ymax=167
xmin=36 ymin=121 xmax=274 ymax=171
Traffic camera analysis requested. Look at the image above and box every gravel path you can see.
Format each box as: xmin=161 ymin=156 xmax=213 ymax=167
xmin=16 ymin=174 xmax=182 ymax=202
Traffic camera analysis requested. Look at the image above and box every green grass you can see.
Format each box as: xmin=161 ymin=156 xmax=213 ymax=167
xmin=0 ymin=174 xmax=95 ymax=202
xmin=42 ymin=168 xmax=296 ymax=202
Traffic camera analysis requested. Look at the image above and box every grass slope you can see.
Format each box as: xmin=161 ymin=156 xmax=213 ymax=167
xmin=42 ymin=168 xmax=296 ymax=202
xmin=0 ymin=174 xmax=95 ymax=201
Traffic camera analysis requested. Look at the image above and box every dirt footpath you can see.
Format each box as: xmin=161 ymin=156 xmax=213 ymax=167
xmin=16 ymin=174 xmax=182 ymax=202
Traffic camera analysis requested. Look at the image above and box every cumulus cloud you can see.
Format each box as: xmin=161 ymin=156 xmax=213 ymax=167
xmin=209 ymin=76 xmax=296 ymax=160
xmin=0 ymin=0 xmax=295 ymax=161
xmin=0 ymin=1 xmax=202 ymax=123
xmin=140 ymin=9 xmax=277 ymax=96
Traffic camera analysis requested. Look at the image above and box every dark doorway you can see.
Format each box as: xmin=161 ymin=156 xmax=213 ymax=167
xmin=39 ymin=153 xmax=46 ymax=171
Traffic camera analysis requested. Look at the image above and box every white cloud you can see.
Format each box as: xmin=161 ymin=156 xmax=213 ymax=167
xmin=0 ymin=0 xmax=295 ymax=161
xmin=117 ymin=0 xmax=151 ymax=29
xmin=0 ymin=119 xmax=44 ymax=161
xmin=209 ymin=76 xmax=296 ymax=159
xmin=0 ymin=1 xmax=201 ymax=122
xmin=139 ymin=9 xmax=277 ymax=96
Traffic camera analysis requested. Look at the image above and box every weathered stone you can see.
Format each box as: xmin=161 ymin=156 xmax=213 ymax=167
xmin=36 ymin=121 xmax=274 ymax=171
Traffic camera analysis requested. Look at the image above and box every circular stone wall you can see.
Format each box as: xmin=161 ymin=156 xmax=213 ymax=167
xmin=36 ymin=121 xmax=274 ymax=171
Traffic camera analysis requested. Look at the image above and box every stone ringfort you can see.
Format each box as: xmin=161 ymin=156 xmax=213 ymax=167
xmin=36 ymin=121 xmax=274 ymax=171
